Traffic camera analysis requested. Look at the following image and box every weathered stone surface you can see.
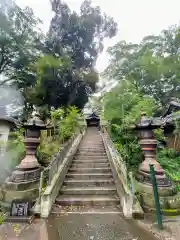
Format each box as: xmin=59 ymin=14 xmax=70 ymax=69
xmin=139 ymin=192 xmax=180 ymax=210
xmin=1 ymin=187 xmax=39 ymax=203
xmin=4 ymin=179 xmax=40 ymax=191
xmin=40 ymin=132 xmax=83 ymax=218
xmin=54 ymin=127 xmax=121 ymax=213
xmin=135 ymin=179 xmax=176 ymax=197
xmin=101 ymin=129 xmax=144 ymax=219
xmin=46 ymin=214 xmax=157 ymax=240
xmin=0 ymin=215 xmax=158 ymax=240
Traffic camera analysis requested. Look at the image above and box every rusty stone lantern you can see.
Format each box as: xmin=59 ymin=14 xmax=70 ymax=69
xmin=135 ymin=112 xmax=172 ymax=188
xmin=132 ymin=112 xmax=179 ymax=211
xmin=0 ymin=111 xmax=49 ymax=208
xmin=11 ymin=112 xmax=47 ymax=183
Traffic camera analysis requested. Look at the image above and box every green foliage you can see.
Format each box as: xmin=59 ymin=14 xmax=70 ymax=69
xmin=104 ymin=25 xmax=180 ymax=105
xmin=37 ymin=106 xmax=80 ymax=165
xmin=154 ymin=129 xmax=166 ymax=142
xmin=6 ymin=129 xmax=25 ymax=168
xmin=0 ymin=4 xmax=42 ymax=82
xmin=101 ymin=78 xmax=161 ymax=171
xmin=104 ymin=81 xmax=158 ymax=125
xmin=109 ymin=122 xmax=143 ymax=171
xmin=58 ymin=106 xmax=80 ymax=142
xmin=37 ymin=133 xmax=60 ymax=166
xmin=157 ymin=148 xmax=180 ymax=191
xmin=0 ymin=0 xmax=117 ymax=113
xmin=0 ymin=212 xmax=5 ymax=225
xmin=51 ymin=108 xmax=65 ymax=125
xmin=101 ymin=24 xmax=180 ymax=176
xmin=50 ymin=0 xmax=117 ymax=69
xmin=102 ymin=81 xmax=158 ymax=171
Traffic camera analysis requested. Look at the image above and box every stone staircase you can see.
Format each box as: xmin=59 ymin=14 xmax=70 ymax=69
xmin=53 ymin=127 xmax=121 ymax=213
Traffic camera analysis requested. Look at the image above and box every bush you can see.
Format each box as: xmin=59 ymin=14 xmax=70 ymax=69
xmin=37 ymin=106 xmax=81 ymax=166
xmin=0 ymin=212 xmax=5 ymax=225
xmin=7 ymin=129 xmax=25 ymax=168
xmin=37 ymin=132 xmax=60 ymax=166
xmin=0 ymin=129 xmax=25 ymax=183
xmin=58 ymin=106 xmax=80 ymax=142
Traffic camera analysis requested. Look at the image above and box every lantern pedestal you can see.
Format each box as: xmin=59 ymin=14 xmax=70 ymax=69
xmin=11 ymin=137 xmax=41 ymax=183
xmin=0 ymin=113 xmax=47 ymax=212
xmin=136 ymin=139 xmax=172 ymax=191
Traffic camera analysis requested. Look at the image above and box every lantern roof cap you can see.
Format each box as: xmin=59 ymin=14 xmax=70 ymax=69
xmin=23 ymin=111 xmax=47 ymax=129
xmin=135 ymin=112 xmax=162 ymax=129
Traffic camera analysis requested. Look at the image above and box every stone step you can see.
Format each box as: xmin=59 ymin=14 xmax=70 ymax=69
xmin=79 ymin=143 xmax=104 ymax=146
xmin=78 ymin=146 xmax=105 ymax=149
xmin=77 ymin=152 xmax=106 ymax=155
xmin=55 ymin=195 xmax=120 ymax=206
xmin=74 ymin=156 xmax=108 ymax=160
xmin=51 ymin=205 xmax=122 ymax=214
xmin=68 ymin=167 xmax=112 ymax=174
xmin=75 ymin=152 xmax=107 ymax=156
xmin=77 ymin=149 xmax=106 ymax=152
xmin=64 ymin=179 xmax=114 ymax=187
xmin=72 ymin=159 xmax=109 ymax=163
xmin=70 ymin=162 xmax=110 ymax=168
xmin=79 ymin=142 xmax=104 ymax=144
xmin=60 ymin=186 xmax=117 ymax=195
xmin=66 ymin=173 xmax=113 ymax=180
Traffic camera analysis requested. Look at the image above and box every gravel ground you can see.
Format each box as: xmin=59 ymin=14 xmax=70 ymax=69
xmin=137 ymin=216 xmax=180 ymax=240
xmin=0 ymin=213 xmax=157 ymax=240
xmin=1 ymin=213 xmax=180 ymax=240
xmin=0 ymin=219 xmax=48 ymax=240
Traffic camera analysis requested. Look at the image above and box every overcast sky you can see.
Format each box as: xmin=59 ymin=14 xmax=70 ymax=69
xmin=16 ymin=0 xmax=180 ymax=72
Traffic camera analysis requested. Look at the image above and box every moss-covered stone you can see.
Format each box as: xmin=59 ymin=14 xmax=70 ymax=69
xmin=134 ymin=179 xmax=176 ymax=197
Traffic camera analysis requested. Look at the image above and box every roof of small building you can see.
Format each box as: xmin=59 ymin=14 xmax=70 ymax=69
xmin=86 ymin=112 xmax=100 ymax=120
xmin=163 ymin=100 xmax=180 ymax=117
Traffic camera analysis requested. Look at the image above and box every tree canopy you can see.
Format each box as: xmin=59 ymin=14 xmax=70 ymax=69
xmin=0 ymin=0 xmax=117 ymax=117
xmin=104 ymin=25 xmax=180 ymax=105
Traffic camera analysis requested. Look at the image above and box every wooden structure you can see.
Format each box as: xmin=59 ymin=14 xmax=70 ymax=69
xmin=163 ymin=101 xmax=180 ymax=151
xmin=86 ymin=112 xmax=100 ymax=127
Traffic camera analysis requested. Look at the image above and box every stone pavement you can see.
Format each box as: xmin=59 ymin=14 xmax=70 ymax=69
xmin=0 ymin=213 xmax=158 ymax=240
xmin=138 ymin=215 xmax=180 ymax=240
xmin=0 ymin=219 xmax=48 ymax=240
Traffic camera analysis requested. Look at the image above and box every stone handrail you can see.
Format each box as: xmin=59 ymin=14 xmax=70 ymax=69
xmin=101 ymin=126 xmax=129 ymax=193
xmin=100 ymin=125 xmax=143 ymax=218
xmin=36 ymin=127 xmax=86 ymax=217
xmin=40 ymin=129 xmax=82 ymax=189
xmin=48 ymin=131 xmax=80 ymax=185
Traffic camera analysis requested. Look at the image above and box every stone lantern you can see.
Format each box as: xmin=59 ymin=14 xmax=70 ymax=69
xmin=11 ymin=111 xmax=47 ymax=182
xmin=135 ymin=112 xmax=172 ymax=187
xmin=134 ymin=112 xmax=179 ymax=211
xmin=0 ymin=112 xmax=48 ymax=208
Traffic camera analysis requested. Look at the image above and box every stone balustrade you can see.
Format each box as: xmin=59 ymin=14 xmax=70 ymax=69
xmin=37 ymin=127 xmax=86 ymax=218
xmin=100 ymin=125 xmax=144 ymax=219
